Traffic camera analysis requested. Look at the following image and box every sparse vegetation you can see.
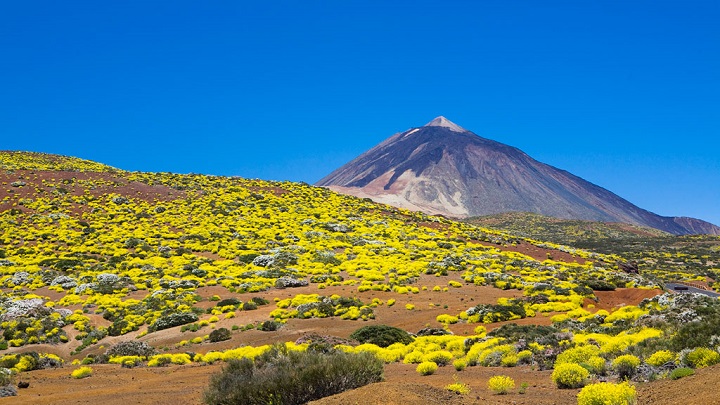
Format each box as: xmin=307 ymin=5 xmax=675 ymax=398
xmin=203 ymin=347 xmax=383 ymax=404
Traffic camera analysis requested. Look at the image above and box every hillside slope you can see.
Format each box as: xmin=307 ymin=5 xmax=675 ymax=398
xmin=468 ymin=211 xmax=720 ymax=286
xmin=2 ymin=151 xmax=719 ymax=405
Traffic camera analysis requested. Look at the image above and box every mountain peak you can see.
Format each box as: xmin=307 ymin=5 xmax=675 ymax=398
xmin=423 ymin=116 xmax=466 ymax=132
xmin=317 ymin=117 xmax=720 ymax=235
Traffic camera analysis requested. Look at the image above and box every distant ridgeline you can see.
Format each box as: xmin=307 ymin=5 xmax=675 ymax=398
xmin=0 ymin=150 xmax=119 ymax=173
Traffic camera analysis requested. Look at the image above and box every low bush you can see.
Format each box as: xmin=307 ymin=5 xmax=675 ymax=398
xmin=0 ymin=353 xmax=40 ymax=372
xmin=241 ymin=301 xmax=257 ymax=311
xmin=209 ymin=328 xmax=232 ymax=343
xmin=416 ymin=361 xmax=438 ymax=376
xmin=0 ymin=368 xmax=13 ymax=386
xmin=105 ymin=341 xmax=157 ymax=358
xmin=416 ymin=327 xmax=451 ymax=337
xmin=583 ymin=356 xmax=607 ymax=375
xmin=583 ymin=279 xmax=617 ymax=291
xmin=487 ymin=375 xmax=515 ymax=395
xmin=149 ymin=312 xmax=199 ymax=332
xmin=577 ymin=381 xmax=636 ymax=405
xmin=258 ymin=320 xmax=282 ymax=332
xmin=216 ymin=298 xmax=240 ymax=307
xmin=685 ymin=347 xmax=720 ymax=369
xmin=349 ymin=325 xmax=413 ymax=348
xmin=250 ymin=297 xmax=269 ymax=306
xmin=488 ymin=323 xmax=559 ymax=342
xmin=670 ymin=313 xmax=720 ymax=351
xmin=646 ymin=350 xmax=675 ymax=367
xmin=71 ymin=366 xmax=93 ymax=379
xmin=422 ymin=351 xmax=453 ymax=366
xmin=612 ymin=355 xmax=641 ymax=380
xmin=445 ymin=380 xmax=470 ymax=395
xmin=203 ymin=348 xmax=383 ymax=404
xmin=551 ymin=363 xmax=589 ymax=389
xmin=669 ymin=367 xmax=694 ymax=380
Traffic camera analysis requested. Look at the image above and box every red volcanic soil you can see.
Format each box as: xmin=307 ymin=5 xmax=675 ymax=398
xmin=588 ymin=288 xmax=663 ymax=312
xmin=486 ymin=240 xmax=590 ymax=264
xmin=0 ymin=169 xmax=184 ymax=216
xmin=11 ymin=355 xmax=720 ymax=405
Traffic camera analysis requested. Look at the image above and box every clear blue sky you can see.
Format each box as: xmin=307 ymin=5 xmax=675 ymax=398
xmin=2 ymin=1 xmax=719 ymax=225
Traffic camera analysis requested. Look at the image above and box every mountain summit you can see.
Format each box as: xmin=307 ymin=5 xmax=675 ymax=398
xmin=317 ymin=118 xmax=720 ymax=235
xmin=423 ymin=116 xmax=466 ymax=132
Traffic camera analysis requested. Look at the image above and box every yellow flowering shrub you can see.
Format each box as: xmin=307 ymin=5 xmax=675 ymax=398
xmin=487 ymin=375 xmax=515 ymax=394
xmin=445 ymin=380 xmax=471 ymax=394
xmin=646 ymin=350 xmax=675 ymax=367
xmin=71 ymin=366 xmax=93 ymax=379
xmin=551 ymin=363 xmax=589 ymax=388
xmin=685 ymin=347 xmax=720 ymax=369
xmin=416 ymin=361 xmax=438 ymax=376
xmin=577 ymin=381 xmax=636 ymax=405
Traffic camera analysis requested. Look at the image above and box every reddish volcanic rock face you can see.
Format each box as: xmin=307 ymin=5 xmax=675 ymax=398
xmin=317 ymin=117 xmax=720 ymax=235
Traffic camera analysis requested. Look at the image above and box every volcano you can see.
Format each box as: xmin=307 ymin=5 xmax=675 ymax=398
xmin=317 ymin=117 xmax=719 ymax=235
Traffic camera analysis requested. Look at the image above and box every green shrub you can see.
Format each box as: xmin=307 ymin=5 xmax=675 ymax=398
xmin=209 ymin=327 xmax=232 ymax=343
xmin=250 ymin=297 xmax=269 ymax=306
xmin=488 ymin=323 xmax=559 ymax=342
xmin=416 ymin=361 xmax=438 ymax=376
xmin=577 ymin=381 xmax=636 ymax=405
xmin=487 ymin=375 xmax=515 ymax=394
xmin=669 ymin=367 xmax=695 ymax=380
xmin=242 ymin=301 xmax=257 ymax=311
xmin=583 ymin=279 xmax=617 ymax=291
xmin=149 ymin=312 xmax=199 ymax=332
xmin=551 ymin=363 xmax=589 ymax=389
xmin=0 ymin=368 xmax=13 ymax=386
xmin=612 ymin=355 xmax=641 ymax=380
xmin=670 ymin=314 xmax=720 ymax=351
xmin=216 ymin=298 xmax=240 ymax=307
xmin=349 ymin=325 xmax=413 ymax=348
xmin=203 ymin=349 xmax=383 ymax=404
xmin=104 ymin=341 xmax=157 ymax=359
xmin=237 ymin=253 xmax=260 ymax=264
xmin=258 ymin=320 xmax=282 ymax=332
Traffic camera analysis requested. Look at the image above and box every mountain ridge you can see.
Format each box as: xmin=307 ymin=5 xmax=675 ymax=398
xmin=317 ymin=118 xmax=720 ymax=236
